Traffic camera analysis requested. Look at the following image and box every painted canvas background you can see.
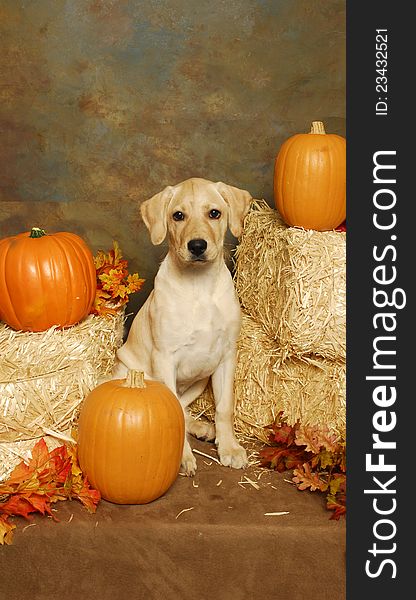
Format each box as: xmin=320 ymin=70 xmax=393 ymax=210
xmin=0 ymin=0 xmax=345 ymax=323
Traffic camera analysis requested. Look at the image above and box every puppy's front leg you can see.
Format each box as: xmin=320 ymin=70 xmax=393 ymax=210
xmin=150 ymin=352 xmax=197 ymax=477
xmin=211 ymin=353 xmax=248 ymax=469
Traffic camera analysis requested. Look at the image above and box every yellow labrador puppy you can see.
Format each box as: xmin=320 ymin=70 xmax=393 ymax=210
xmin=113 ymin=177 xmax=252 ymax=475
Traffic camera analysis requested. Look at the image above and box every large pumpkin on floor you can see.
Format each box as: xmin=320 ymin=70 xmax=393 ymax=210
xmin=273 ymin=121 xmax=346 ymax=231
xmin=77 ymin=370 xmax=185 ymax=504
xmin=0 ymin=227 xmax=96 ymax=332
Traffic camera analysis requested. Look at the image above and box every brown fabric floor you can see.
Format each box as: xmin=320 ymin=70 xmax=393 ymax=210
xmin=0 ymin=438 xmax=345 ymax=600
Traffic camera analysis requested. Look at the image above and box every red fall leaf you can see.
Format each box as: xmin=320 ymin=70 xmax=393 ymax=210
xmin=0 ymin=439 xmax=100 ymax=545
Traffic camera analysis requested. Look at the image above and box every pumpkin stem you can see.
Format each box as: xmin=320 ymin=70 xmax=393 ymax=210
xmin=29 ymin=227 xmax=47 ymax=238
xmin=124 ymin=370 xmax=146 ymax=389
xmin=310 ymin=121 xmax=326 ymax=135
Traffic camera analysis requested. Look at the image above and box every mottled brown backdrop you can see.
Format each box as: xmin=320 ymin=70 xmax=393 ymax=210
xmin=0 ymin=0 xmax=345 ymax=322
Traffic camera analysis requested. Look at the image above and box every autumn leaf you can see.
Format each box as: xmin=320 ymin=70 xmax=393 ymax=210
xmin=264 ymin=412 xmax=299 ymax=446
xmin=92 ymin=289 xmax=118 ymax=317
xmin=295 ymin=424 xmax=340 ymax=454
xmin=127 ymin=273 xmax=144 ymax=289
xmin=28 ymin=437 xmax=50 ymax=470
xmin=48 ymin=446 xmax=73 ymax=484
xmin=260 ymin=414 xmax=312 ymax=473
xmin=5 ymin=462 xmax=32 ymax=487
xmin=327 ymin=493 xmax=347 ymax=520
xmin=94 ymin=240 xmax=123 ymax=270
xmin=100 ymin=269 xmax=125 ymax=292
xmin=292 ymin=463 xmax=328 ymax=493
xmin=91 ymin=241 xmax=145 ymax=317
xmin=0 ymin=496 xmax=37 ymax=519
xmin=338 ymin=444 xmax=347 ymax=474
xmin=329 ymin=473 xmax=346 ymax=497
xmin=64 ymin=445 xmax=101 ymax=512
xmin=311 ymin=450 xmax=335 ymax=471
xmin=260 ymin=445 xmax=302 ymax=473
xmin=0 ymin=439 xmax=100 ymax=544
xmin=259 ymin=413 xmax=347 ymax=519
xmin=25 ymin=493 xmax=55 ymax=516
xmin=0 ymin=515 xmax=15 ymax=546
xmin=73 ymin=478 xmax=101 ymax=513
xmin=66 ymin=445 xmax=82 ymax=478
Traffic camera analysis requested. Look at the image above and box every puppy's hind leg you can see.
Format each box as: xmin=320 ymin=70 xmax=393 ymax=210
xmin=180 ymin=377 xmax=215 ymax=440
xmin=186 ymin=415 xmax=216 ymax=442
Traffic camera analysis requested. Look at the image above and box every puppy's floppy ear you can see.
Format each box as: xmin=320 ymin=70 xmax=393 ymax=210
xmin=140 ymin=185 xmax=174 ymax=245
xmin=216 ymin=182 xmax=252 ymax=238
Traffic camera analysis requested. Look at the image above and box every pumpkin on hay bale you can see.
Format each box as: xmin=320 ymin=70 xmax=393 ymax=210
xmin=273 ymin=120 xmax=346 ymax=231
xmin=0 ymin=227 xmax=97 ymax=332
xmin=0 ymin=238 xmax=144 ymax=482
xmin=234 ymin=199 xmax=346 ymax=362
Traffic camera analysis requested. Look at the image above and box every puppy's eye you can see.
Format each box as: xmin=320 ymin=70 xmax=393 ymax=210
xmin=209 ymin=209 xmax=221 ymax=219
xmin=172 ymin=211 xmax=185 ymax=221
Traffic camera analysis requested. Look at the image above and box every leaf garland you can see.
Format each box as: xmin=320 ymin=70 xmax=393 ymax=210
xmin=259 ymin=412 xmax=346 ymax=520
xmin=0 ymin=439 xmax=100 ymax=545
xmin=91 ymin=241 xmax=145 ymax=317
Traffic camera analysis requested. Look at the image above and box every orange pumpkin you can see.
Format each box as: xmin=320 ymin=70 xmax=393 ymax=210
xmin=0 ymin=227 xmax=96 ymax=332
xmin=273 ymin=121 xmax=346 ymax=231
xmin=77 ymin=370 xmax=185 ymax=504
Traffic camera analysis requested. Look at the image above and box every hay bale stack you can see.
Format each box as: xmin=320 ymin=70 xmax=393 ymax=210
xmin=234 ymin=200 xmax=346 ymax=361
xmin=0 ymin=313 xmax=124 ymax=479
xmin=191 ymin=200 xmax=346 ymax=445
xmin=190 ymin=313 xmax=346 ymax=444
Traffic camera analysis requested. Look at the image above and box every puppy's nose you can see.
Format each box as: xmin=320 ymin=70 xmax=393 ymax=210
xmin=187 ymin=238 xmax=207 ymax=257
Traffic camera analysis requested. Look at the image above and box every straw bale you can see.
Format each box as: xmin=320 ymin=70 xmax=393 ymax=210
xmin=190 ymin=313 xmax=345 ymax=444
xmin=0 ymin=312 xmax=124 ymax=444
xmin=273 ymin=355 xmax=346 ymax=439
xmin=234 ymin=200 xmax=346 ymax=361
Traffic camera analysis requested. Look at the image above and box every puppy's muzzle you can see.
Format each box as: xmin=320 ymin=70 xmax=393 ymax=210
xmin=188 ymin=238 xmax=207 ymax=259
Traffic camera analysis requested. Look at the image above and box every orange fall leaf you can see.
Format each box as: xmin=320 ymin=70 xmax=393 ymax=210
xmin=0 ymin=439 xmax=100 ymax=545
xmin=91 ymin=241 xmax=145 ymax=317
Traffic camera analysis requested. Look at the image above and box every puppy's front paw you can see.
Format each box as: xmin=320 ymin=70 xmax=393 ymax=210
xmin=217 ymin=441 xmax=248 ymax=470
xmin=181 ymin=442 xmax=197 ymax=477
